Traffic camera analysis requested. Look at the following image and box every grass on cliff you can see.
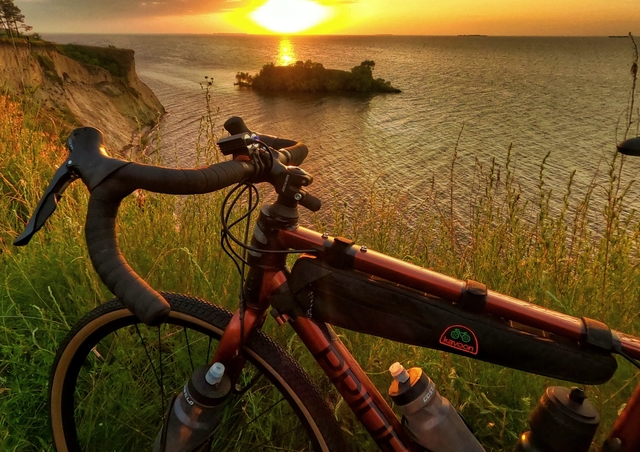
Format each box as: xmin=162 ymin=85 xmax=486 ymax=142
xmin=1 ymin=92 xmax=639 ymax=451
xmin=56 ymin=44 xmax=133 ymax=78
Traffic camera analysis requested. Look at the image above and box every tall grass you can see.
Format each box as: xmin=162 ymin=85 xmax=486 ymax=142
xmin=1 ymin=76 xmax=639 ymax=452
xmin=0 ymin=94 xmax=240 ymax=450
xmin=316 ymin=141 xmax=640 ymax=450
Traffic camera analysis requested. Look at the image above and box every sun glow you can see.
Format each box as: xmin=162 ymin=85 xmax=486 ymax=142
xmin=250 ymin=0 xmax=330 ymax=34
xmin=277 ymin=39 xmax=297 ymax=65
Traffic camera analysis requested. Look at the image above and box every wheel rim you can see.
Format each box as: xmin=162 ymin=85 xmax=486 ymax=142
xmin=50 ymin=306 xmax=319 ymax=451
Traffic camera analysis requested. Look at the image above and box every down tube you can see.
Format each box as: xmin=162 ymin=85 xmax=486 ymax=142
xmin=289 ymin=316 xmax=420 ymax=452
xmin=608 ymin=380 xmax=640 ymax=451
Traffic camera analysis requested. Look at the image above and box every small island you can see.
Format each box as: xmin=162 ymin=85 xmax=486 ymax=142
xmin=235 ymin=60 xmax=401 ymax=93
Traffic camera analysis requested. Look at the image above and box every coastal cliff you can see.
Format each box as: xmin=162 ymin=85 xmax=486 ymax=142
xmin=0 ymin=40 xmax=164 ymax=152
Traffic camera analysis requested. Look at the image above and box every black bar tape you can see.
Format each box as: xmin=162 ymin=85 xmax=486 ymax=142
xmin=259 ymin=134 xmax=297 ymax=150
xmin=85 ymin=160 xmax=253 ymax=325
xmin=113 ymin=159 xmax=254 ymax=195
xmin=280 ymin=143 xmax=309 ymax=167
xmin=222 ymin=117 xmax=308 ymax=166
xmin=258 ymin=135 xmax=308 ymax=166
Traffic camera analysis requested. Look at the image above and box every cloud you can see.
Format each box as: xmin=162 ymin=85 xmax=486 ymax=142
xmin=20 ymin=0 xmax=251 ymax=19
xmin=17 ymin=0 xmax=360 ymax=29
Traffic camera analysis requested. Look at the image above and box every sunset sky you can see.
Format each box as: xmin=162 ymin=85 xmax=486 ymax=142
xmin=17 ymin=0 xmax=640 ymax=36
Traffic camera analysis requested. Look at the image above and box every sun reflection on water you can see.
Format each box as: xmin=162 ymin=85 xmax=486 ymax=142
xmin=277 ymin=39 xmax=296 ymax=66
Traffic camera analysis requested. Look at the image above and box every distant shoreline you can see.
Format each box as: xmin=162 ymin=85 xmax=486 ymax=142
xmin=42 ymin=32 xmax=630 ymax=39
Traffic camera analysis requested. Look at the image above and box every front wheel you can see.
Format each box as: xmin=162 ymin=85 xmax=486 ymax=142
xmin=49 ymin=293 xmax=346 ymax=451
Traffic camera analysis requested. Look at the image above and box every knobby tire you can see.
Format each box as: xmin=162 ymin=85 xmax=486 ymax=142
xmin=49 ymin=293 xmax=347 ymax=451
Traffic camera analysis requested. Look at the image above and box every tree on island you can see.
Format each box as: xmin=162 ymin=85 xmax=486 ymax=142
xmin=235 ymin=59 xmax=401 ymax=94
xmin=360 ymin=60 xmax=375 ymax=70
xmin=349 ymin=60 xmax=377 ymax=92
xmin=235 ymin=71 xmax=254 ymax=87
xmin=0 ymin=0 xmax=32 ymax=39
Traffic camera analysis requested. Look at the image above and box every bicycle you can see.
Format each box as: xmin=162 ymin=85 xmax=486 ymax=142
xmin=13 ymin=117 xmax=640 ymax=451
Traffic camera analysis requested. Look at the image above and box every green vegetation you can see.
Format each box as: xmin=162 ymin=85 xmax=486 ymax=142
xmin=317 ymin=143 xmax=640 ymax=449
xmin=1 ymin=87 xmax=639 ymax=451
xmin=34 ymin=53 xmax=62 ymax=85
xmin=0 ymin=34 xmax=48 ymax=46
xmin=0 ymin=94 xmax=235 ymax=450
xmin=236 ymin=59 xmax=401 ymax=93
xmin=56 ymin=44 xmax=133 ymax=78
xmin=0 ymin=0 xmax=31 ymax=39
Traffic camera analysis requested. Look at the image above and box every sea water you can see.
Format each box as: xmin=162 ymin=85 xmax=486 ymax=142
xmin=46 ymin=34 xmax=640 ymax=220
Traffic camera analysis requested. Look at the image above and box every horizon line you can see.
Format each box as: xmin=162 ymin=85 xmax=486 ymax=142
xmin=40 ymin=32 xmax=634 ymax=39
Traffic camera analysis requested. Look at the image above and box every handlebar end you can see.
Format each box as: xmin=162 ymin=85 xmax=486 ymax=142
xmin=301 ymin=193 xmax=322 ymax=212
xmin=280 ymin=144 xmax=309 ymax=167
xmin=617 ymin=137 xmax=640 ymax=156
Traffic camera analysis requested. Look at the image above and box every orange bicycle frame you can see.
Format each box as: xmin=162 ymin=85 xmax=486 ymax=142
xmin=210 ymin=223 xmax=640 ymax=451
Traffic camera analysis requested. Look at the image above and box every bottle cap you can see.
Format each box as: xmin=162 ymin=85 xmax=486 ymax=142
xmin=389 ymin=362 xmax=410 ymax=383
xmin=205 ymin=362 xmax=225 ymax=386
xmin=188 ymin=365 xmax=231 ymax=406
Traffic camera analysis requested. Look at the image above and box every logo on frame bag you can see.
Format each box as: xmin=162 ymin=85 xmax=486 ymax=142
xmin=439 ymin=325 xmax=478 ymax=355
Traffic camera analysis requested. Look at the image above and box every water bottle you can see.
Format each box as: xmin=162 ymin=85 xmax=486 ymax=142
xmin=153 ymin=362 xmax=231 ymax=452
xmin=388 ymin=362 xmax=485 ymax=452
xmin=514 ymin=386 xmax=599 ymax=452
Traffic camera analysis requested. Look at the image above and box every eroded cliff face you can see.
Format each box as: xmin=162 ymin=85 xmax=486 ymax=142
xmin=0 ymin=41 xmax=164 ymax=152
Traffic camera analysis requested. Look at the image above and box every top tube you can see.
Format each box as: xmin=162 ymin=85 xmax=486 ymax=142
xmin=278 ymin=226 xmax=640 ymax=360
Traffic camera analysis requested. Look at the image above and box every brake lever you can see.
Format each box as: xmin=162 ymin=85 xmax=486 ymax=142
xmin=14 ymin=127 xmax=129 ymax=246
xmin=13 ymin=163 xmax=78 ymax=246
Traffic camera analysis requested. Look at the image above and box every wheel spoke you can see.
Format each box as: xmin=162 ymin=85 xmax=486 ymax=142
xmin=50 ymin=296 xmax=339 ymax=451
xmin=157 ymin=326 xmax=166 ymax=417
xmin=184 ymin=326 xmax=195 ymax=372
xmin=134 ymin=323 xmax=162 ymax=390
xmin=206 ymin=335 xmax=213 ymax=365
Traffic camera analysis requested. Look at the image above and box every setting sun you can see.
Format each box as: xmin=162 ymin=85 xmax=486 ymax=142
xmin=250 ymin=0 xmax=330 ymax=34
